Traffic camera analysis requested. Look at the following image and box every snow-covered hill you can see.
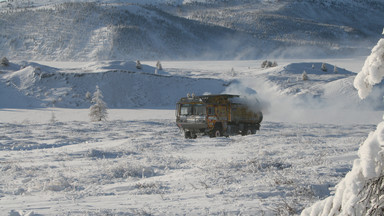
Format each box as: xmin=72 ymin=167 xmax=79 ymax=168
xmin=1 ymin=0 xmax=383 ymax=60
xmin=2 ymin=58 xmax=383 ymax=123
xmin=0 ymin=61 xmax=228 ymax=108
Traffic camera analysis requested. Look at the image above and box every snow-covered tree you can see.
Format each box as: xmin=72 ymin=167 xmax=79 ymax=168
xmin=1 ymin=57 xmax=9 ymax=66
xmin=302 ymin=70 xmax=308 ymax=81
xmin=231 ymin=67 xmax=236 ymax=77
xmin=321 ymin=63 xmax=327 ymax=72
xmin=89 ymin=85 xmax=108 ymax=122
xmin=50 ymin=111 xmax=57 ymax=124
xmin=334 ymin=65 xmax=338 ymax=73
xmin=312 ymin=64 xmax=315 ymax=69
xmin=85 ymin=91 xmax=91 ymax=101
xmin=156 ymin=61 xmax=162 ymax=70
xmin=136 ymin=60 xmax=142 ymax=69
xmin=302 ymin=32 xmax=384 ymax=216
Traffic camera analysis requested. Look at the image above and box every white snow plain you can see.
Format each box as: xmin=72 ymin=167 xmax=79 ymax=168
xmin=0 ymin=58 xmax=383 ymax=215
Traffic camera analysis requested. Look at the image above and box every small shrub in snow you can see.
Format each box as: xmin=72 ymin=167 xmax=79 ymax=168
xmin=89 ymin=85 xmax=108 ymax=122
xmin=109 ymin=164 xmax=154 ymax=179
xmin=302 ymin=70 xmax=308 ymax=81
xmin=261 ymin=60 xmax=278 ymax=68
xmin=321 ymin=63 xmax=327 ymax=72
xmin=135 ymin=182 xmax=165 ymax=195
xmin=1 ymin=57 xmax=9 ymax=66
xmin=44 ymin=176 xmax=72 ymax=192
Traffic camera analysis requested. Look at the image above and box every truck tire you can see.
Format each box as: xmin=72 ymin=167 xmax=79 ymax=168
xmin=210 ymin=124 xmax=222 ymax=138
xmin=251 ymin=128 xmax=257 ymax=134
xmin=214 ymin=129 xmax=221 ymax=137
xmin=242 ymin=128 xmax=252 ymax=136
xmin=184 ymin=131 xmax=192 ymax=139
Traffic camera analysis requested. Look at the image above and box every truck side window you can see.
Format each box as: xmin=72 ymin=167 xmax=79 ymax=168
xmin=194 ymin=105 xmax=206 ymax=115
xmin=207 ymin=107 xmax=215 ymax=115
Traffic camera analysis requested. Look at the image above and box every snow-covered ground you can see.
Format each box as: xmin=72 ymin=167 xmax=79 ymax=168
xmin=1 ymin=58 xmax=383 ymax=215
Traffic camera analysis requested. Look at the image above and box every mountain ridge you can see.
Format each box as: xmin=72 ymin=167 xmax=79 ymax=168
xmin=1 ymin=0 xmax=383 ymax=60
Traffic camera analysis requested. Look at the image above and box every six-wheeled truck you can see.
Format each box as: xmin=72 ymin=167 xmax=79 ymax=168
xmin=176 ymin=94 xmax=263 ymax=138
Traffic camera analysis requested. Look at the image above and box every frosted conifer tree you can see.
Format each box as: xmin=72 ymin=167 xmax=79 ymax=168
xmin=85 ymin=91 xmax=91 ymax=101
xmin=89 ymin=85 xmax=108 ymax=122
xmin=1 ymin=57 xmax=9 ymax=66
xmin=334 ymin=65 xmax=338 ymax=73
xmin=136 ymin=60 xmax=142 ymax=69
xmin=50 ymin=111 xmax=57 ymax=124
xmin=231 ymin=67 xmax=236 ymax=77
xmin=302 ymin=70 xmax=308 ymax=81
xmin=302 ymin=32 xmax=384 ymax=216
xmin=321 ymin=63 xmax=327 ymax=72
xmin=156 ymin=61 xmax=162 ymax=70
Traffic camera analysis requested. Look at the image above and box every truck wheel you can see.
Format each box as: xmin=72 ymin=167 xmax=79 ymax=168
xmin=191 ymin=133 xmax=197 ymax=139
xmin=210 ymin=127 xmax=222 ymax=138
xmin=242 ymin=128 xmax=252 ymax=136
xmin=214 ymin=129 xmax=221 ymax=137
xmin=184 ymin=131 xmax=192 ymax=139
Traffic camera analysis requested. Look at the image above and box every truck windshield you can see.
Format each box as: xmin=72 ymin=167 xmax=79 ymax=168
xmin=180 ymin=104 xmax=206 ymax=116
xmin=180 ymin=104 xmax=192 ymax=115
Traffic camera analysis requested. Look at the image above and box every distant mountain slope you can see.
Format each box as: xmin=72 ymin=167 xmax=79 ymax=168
xmin=0 ymin=2 xmax=274 ymax=61
xmin=167 ymin=0 xmax=383 ymax=57
xmin=0 ymin=0 xmax=383 ymax=60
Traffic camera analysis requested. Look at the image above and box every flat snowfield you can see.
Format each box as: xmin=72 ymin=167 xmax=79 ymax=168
xmin=0 ymin=59 xmax=382 ymax=215
xmin=0 ymin=109 xmax=376 ymax=215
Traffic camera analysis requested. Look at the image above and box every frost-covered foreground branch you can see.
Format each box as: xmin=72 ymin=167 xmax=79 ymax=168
xmin=354 ymin=39 xmax=384 ymax=99
xmin=301 ymin=122 xmax=384 ymax=215
xmin=302 ymin=36 xmax=384 ymax=215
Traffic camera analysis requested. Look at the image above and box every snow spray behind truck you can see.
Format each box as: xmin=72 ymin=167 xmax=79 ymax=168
xmin=176 ymin=94 xmax=263 ymax=138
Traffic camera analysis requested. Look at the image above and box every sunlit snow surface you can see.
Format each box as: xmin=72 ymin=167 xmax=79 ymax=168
xmin=0 ymin=59 xmax=382 ymax=215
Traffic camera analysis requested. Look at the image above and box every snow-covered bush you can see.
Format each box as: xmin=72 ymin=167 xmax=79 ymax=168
xmin=1 ymin=57 xmax=9 ymax=66
xmin=302 ymin=34 xmax=384 ymax=216
xmin=261 ymin=60 xmax=278 ymax=68
xmin=302 ymin=70 xmax=308 ymax=81
xmin=89 ymin=85 xmax=108 ymax=122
